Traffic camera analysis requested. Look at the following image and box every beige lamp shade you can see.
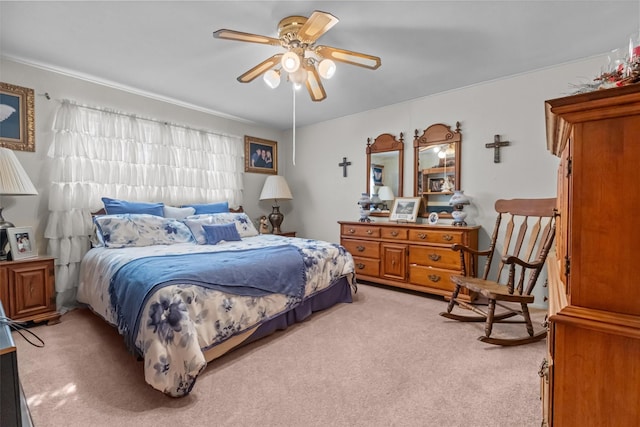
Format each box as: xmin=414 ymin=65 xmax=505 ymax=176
xmin=259 ymin=175 xmax=292 ymax=202
xmin=377 ymin=186 xmax=394 ymax=201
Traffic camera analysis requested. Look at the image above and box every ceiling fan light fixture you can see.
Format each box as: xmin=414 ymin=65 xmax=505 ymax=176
xmin=289 ymin=67 xmax=308 ymax=85
xmin=318 ymin=58 xmax=336 ymax=79
xmin=281 ymin=51 xmax=301 ymax=73
xmin=263 ymin=69 xmax=281 ymax=88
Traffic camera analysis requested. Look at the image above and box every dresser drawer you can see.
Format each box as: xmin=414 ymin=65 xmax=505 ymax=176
xmin=409 ymin=246 xmax=460 ymax=270
xmin=341 ymin=224 xmax=381 ymax=239
xmin=380 ymin=227 xmax=408 ymax=240
xmin=409 ymin=265 xmax=457 ymax=292
xmin=352 ymin=256 xmax=380 ymax=277
xmin=342 ymin=239 xmax=380 ymax=258
xmin=408 ymin=229 xmax=464 ymax=245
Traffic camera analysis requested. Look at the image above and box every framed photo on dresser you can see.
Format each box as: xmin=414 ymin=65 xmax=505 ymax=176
xmin=390 ymin=197 xmax=420 ymax=222
xmin=7 ymin=226 xmax=37 ymax=260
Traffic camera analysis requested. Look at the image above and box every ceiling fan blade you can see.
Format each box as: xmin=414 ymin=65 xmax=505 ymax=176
xmin=213 ymin=29 xmax=281 ymax=46
xmin=315 ymin=45 xmax=381 ymax=70
xmin=297 ymin=11 xmax=339 ymax=44
xmin=304 ymin=64 xmax=327 ymax=102
xmin=237 ymin=54 xmax=283 ymax=83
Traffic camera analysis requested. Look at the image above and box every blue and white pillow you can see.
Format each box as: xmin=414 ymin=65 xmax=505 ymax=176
xmin=163 ymin=205 xmax=196 ymax=220
xmin=202 ymin=223 xmax=242 ymax=245
xmin=94 ymin=214 xmax=195 ymax=248
xmin=184 ymin=212 xmax=258 ymax=244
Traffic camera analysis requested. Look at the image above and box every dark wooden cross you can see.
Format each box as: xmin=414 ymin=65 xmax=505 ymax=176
xmin=485 ymin=135 xmax=510 ymax=163
xmin=338 ymin=157 xmax=352 ymax=177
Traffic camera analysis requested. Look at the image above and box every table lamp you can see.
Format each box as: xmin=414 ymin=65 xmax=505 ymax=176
xmin=0 ymin=148 xmax=38 ymax=260
xmin=449 ymin=190 xmax=470 ymax=226
xmin=377 ymin=186 xmax=395 ymax=211
xmin=259 ymin=175 xmax=293 ymax=234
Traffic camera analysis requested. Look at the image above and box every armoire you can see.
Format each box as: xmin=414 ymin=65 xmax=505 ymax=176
xmin=543 ymin=84 xmax=640 ymax=425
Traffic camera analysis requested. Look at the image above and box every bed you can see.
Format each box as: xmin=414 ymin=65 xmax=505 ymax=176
xmin=77 ymin=206 xmax=355 ymax=397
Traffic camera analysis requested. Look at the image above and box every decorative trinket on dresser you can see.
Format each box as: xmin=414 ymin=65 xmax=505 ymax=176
xmin=259 ymin=215 xmax=271 ymax=234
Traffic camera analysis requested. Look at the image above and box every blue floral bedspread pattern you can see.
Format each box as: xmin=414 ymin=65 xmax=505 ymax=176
xmin=109 ymin=245 xmax=306 ymax=354
xmin=78 ymin=235 xmax=355 ymax=397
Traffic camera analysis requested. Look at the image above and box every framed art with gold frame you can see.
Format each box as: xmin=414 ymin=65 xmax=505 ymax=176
xmin=244 ymin=135 xmax=277 ymax=175
xmin=0 ymin=82 xmax=35 ymax=152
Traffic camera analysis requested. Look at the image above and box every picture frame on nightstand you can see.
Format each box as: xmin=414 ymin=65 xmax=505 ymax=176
xmin=7 ymin=226 xmax=37 ymax=260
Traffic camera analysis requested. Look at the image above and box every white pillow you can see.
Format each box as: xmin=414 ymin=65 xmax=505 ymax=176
xmin=163 ymin=205 xmax=196 ymax=220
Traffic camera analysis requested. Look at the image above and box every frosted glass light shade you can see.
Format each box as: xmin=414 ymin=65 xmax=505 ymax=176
xmin=281 ymin=51 xmax=301 ymax=73
xmin=259 ymin=175 xmax=293 ymax=202
xmin=263 ymin=69 xmax=281 ymax=88
xmin=289 ymin=67 xmax=307 ymax=85
xmin=318 ymin=59 xmax=336 ymax=79
xmin=0 ymin=148 xmax=38 ymax=195
xmin=377 ymin=186 xmax=394 ymax=201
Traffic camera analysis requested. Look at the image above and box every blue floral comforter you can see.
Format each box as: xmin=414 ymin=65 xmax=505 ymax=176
xmin=78 ymin=235 xmax=355 ymax=397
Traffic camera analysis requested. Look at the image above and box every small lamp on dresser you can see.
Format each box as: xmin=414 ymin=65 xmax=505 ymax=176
xmin=377 ymin=186 xmax=395 ymax=211
xmin=449 ymin=190 xmax=470 ymax=226
xmin=0 ymin=148 xmax=38 ymax=260
xmin=259 ymin=175 xmax=293 ymax=234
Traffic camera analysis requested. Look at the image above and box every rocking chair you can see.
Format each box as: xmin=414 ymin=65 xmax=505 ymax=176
xmin=440 ymin=198 xmax=556 ymax=346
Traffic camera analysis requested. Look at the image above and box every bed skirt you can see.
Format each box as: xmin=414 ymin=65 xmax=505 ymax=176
xmin=203 ymin=277 xmax=353 ymax=362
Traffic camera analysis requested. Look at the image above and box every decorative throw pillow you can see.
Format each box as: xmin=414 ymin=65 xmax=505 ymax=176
xmin=94 ymin=214 xmax=194 ymax=248
xmin=163 ymin=205 xmax=196 ymax=220
xmin=182 ymin=201 xmax=229 ymax=214
xmin=186 ymin=212 xmax=259 ymax=240
xmin=102 ymin=197 xmax=164 ymax=216
xmin=202 ymin=223 xmax=242 ymax=245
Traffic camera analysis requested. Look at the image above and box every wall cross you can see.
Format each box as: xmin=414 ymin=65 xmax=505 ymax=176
xmin=338 ymin=157 xmax=352 ymax=177
xmin=485 ymin=135 xmax=510 ymax=163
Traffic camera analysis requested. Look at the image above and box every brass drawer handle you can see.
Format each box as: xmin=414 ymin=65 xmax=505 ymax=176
xmin=429 ymin=253 xmax=441 ymax=261
xmin=348 ymin=228 xmax=356 ymax=234
xmin=366 ymin=229 xmax=373 ymax=235
xmin=390 ymin=231 xmax=399 ymax=237
xmin=356 ymin=245 xmax=365 ymax=252
xmin=417 ymin=233 xmax=427 ymax=240
xmin=356 ymin=263 xmax=366 ymax=269
xmin=428 ymin=274 xmax=441 ymax=282
xmin=442 ymin=234 xmax=453 ymax=242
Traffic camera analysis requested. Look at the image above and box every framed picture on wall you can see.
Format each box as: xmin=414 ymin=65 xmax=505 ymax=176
xmin=0 ymin=82 xmax=35 ymax=152
xmin=390 ymin=197 xmax=421 ymax=222
xmin=244 ymin=135 xmax=277 ymax=175
xmin=7 ymin=226 xmax=37 ymax=260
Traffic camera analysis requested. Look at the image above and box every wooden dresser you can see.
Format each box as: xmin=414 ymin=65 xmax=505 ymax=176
xmin=339 ymin=221 xmax=478 ymax=299
xmin=542 ymin=85 xmax=640 ymax=425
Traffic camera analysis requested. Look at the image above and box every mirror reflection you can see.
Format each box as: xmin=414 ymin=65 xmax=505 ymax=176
xmin=413 ymin=122 xmax=461 ymax=217
xmin=366 ymin=133 xmax=404 ymax=216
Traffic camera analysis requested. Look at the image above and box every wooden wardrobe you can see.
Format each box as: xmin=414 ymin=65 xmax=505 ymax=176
xmin=543 ymin=85 xmax=640 ymax=425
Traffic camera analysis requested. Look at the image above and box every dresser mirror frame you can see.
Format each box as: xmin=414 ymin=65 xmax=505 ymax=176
xmin=366 ymin=133 xmax=404 ymax=217
xmin=413 ymin=122 xmax=461 ymax=218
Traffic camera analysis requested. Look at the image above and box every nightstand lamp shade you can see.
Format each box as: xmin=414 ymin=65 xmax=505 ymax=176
xmin=259 ymin=175 xmax=293 ymax=234
xmin=0 ymin=148 xmax=38 ymax=260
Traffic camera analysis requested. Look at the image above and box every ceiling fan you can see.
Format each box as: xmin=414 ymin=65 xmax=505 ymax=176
xmin=213 ymin=10 xmax=381 ymax=102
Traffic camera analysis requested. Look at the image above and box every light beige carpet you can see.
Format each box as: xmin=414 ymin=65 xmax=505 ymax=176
xmin=13 ymin=283 xmax=546 ymax=427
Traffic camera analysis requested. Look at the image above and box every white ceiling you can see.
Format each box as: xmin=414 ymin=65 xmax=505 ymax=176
xmin=1 ymin=1 xmax=638 ymax=130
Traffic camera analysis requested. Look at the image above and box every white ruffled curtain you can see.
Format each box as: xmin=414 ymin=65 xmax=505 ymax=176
xmin=45 ymin=100 xmax=244 ymax=311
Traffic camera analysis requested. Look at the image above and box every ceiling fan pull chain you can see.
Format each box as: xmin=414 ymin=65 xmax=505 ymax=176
xmin=292 ymin=86 xmax=296 ymax=166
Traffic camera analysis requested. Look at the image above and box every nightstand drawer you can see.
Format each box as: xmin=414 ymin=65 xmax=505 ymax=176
xmin=342 ymin=239 xmax=380 ymax=258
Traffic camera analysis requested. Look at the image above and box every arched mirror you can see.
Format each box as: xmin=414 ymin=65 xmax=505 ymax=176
xmin=413 ymin=122 xmax=461 ymax=218
xmin=366 ymin=133 xmax=404 ymax=216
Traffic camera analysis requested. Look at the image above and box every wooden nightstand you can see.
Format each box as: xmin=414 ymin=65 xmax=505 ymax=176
xmin=0 ymin=256 xmax=60 ymax=325
xmin=274 ymin=231 xmax=296 ymax=237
